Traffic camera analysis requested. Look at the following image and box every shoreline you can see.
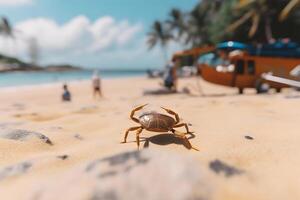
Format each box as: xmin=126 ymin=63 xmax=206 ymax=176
xmin=0 ymin=74 xmax=147 ymax=91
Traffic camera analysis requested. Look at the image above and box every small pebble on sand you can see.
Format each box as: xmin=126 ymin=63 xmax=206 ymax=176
xmin=245 ymin=135 xmax=254 ymax=140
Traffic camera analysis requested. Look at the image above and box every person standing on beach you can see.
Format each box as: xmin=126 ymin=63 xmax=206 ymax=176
xmin=92 ymin=70 xmax=102 ymax=99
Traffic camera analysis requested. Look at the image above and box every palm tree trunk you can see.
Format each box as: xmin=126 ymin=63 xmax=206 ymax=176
xmin=264 ymin=16 xmax=273 ymax=43
xmin=162 ymin=46 xmax=169 ymax=66
xmin=13 ymin=38 xmax=18 ymax=58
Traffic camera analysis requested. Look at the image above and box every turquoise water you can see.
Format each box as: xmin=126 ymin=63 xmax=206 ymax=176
xmin=0 ymin=70 xmax=145 ymax=87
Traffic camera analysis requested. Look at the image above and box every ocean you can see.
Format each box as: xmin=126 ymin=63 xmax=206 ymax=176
xmin=0 ymin=70 xmax=146 ymax=87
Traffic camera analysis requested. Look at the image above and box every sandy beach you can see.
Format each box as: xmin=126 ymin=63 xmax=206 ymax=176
xmin=0 ymin=76 xmax=300 ymax=200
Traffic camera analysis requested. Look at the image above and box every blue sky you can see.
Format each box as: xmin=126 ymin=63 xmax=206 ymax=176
xmin=0 ymin=0 xmax=198 ymax=69
xmin=0 ymin=0 xmax=198 ymax=27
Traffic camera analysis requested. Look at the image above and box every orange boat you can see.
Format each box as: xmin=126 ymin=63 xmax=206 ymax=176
xmin=200 ymin=50 xmax=300 ymax=93
xmin=171 ymin=41 xmax=300 ymax=93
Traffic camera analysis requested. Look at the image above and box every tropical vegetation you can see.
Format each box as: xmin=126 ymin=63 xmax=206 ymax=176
xmin=147 ymin=0 xmax=300 ymax=50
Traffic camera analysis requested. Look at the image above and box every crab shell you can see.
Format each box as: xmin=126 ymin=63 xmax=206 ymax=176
xmin=138 ymin=112 xmax=176 ymax=132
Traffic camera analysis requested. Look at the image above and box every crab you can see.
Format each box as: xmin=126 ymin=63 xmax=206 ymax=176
xmin=121 ymin=104 xmax=199 ymax=151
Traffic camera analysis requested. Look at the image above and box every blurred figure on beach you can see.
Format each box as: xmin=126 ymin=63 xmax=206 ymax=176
xmin=163 ymin=58 xmax=178 ymax=92
xmin=92 ymin=70 xmax=102 ymax=99
xmin=62 ymin=84 xmax=71 ymax=102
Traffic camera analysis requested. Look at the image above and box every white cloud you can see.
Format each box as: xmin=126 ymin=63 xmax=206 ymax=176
xmin=0 ymin=0 xmax=32 ymax=6
xmin=0 ymin=15 xmax=183 ymax=69
xmin=15 ymin=16 xmax=92 ymax=53
xmin=12 ymin=15 xmax=142 ymax=55
xmin=0 ymin=15 xmax=142 ymax=62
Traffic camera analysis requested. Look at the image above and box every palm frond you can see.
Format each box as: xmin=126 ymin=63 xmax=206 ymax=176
xmin=147 ymin=36 xmax=157 ymax=50
xmin=249 ymin=13 xmax=260 ymax=37
xmin=235 ymin=0 xmax=256 ymax=9
xmin=146 ymin=20 xmax=173 ymax=50
xmin=279 ymin=0 xmax=300 ymax=21
xmin=226 ymin=10 xmax=255 ymax=33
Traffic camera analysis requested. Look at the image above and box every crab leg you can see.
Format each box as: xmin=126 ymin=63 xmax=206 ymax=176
xmin=130 ymin=104 xmax=148 ymax=123
xmin=135 ymin=127 xmax=144 ymax=150
xmin=172 ymin=129 xmax=199 ymax=151
xmin=173 ymin=123 xmax=193 ymax=134
xmin=121 ymin=126 xmax=142 ymax=143
xmin=161 ymin=107 xmax=180 ymax=124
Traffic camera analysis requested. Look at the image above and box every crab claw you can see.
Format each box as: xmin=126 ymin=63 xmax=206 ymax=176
xmin=135 ymin=104 xmax=148 ymax=110
xmin=132 ymin=104 xmax=148 ymax=112
xmin=160 ymin=106 xmax=170 ymax=112
xmin=161 ymin=106 xmax=168 ymax=111
xmin=161 ymin=107 xmax=176 ymax=115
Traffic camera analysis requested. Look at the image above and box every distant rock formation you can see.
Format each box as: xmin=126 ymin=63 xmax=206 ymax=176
xmin=0 ymin=53 xmax=82 ymax=73
xmin=43 ymin=64 xmax=82 ymax=72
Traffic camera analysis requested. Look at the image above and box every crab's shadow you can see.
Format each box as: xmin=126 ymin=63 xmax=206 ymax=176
xmin=140 ymin=132 xmax=196 ymax=150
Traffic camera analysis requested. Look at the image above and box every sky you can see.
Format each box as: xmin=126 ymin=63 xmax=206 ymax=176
xmin=0 ymin=0 xmax=198 ymax=69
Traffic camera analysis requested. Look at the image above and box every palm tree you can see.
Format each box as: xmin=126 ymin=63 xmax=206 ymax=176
xmin=0 ymin=17 xmax=14 ymax=38
xmin=184 ymin=2 xmax=211 ymax=47
xmin=0 ymin=17 xmax=16 ymax=56
xmin=166 ymin=8 xmax=187 ymax=40
xmin=184 ymin=0 xmax=226 ymax=47
xmin=147 ymin=21 xmax=173 ymax=62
